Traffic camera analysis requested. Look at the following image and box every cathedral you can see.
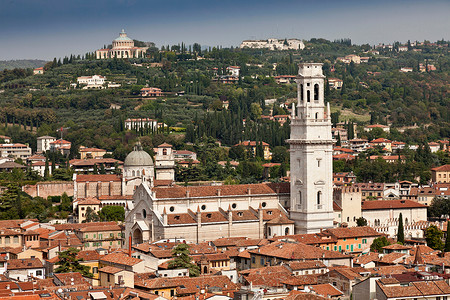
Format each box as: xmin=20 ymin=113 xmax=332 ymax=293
xmin=124 ymin=63 xmax=334 ymax=246
xmin=96 ymin=30 xmax=148 ymax=59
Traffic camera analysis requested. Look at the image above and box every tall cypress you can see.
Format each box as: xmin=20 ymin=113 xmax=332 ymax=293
xmin=397 ymin=213 xmax=405 ymax=244
xmin=444 ymin=221 xmax=450 ymax=252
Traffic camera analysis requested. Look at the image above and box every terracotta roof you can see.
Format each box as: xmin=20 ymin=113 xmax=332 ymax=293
xmin=211 ymin=237 xmax=247 ymax=248
xmin=383 ymin=244 xmax=411 ymax=250
xmin=158 ymin=143 xmax=172 ymax=148
xmin=266 ymin=214 xmax=295 ymax=224
xmin=75 ymin=174 xmax=121 ymax=182
xmin=70 ymin=158 xmax=122 ymax=167
xmin=285 ymin=290 xmax=327 ymax=300
xmin=77 ymin=197 xmax=101 ymax=205
xmin=136 ymin=275 xmax=237 ymax=295
xmin=79 ymin=148 xmax=106 ymax=152
xmin=431 ymin=164 xmax=450 ymax=172
xmin=248 ymin=241 xmax=350 ymax=260
xmin=100 ymin=252 xmax=143 ymax=266
xmin=322 ymin=226 xmax=382 ymax=238
xmin=377 ymin=280 xmax=450 ymax=298
xmin=236 ymin=141 xmax=269 ymax=147
xmin=99 ymin=266 xmax=123 ymax=274
xmin=362 ymin=199 xmax=427 ymax=210
xmin=54 ymin=272 xmax=89 ymax=286
xmin=353 ymin=252 xmax=379 ymax=265
xmin=154 ymin=183 xmax=284 ymax=199
xmin=288 ymin=261 xmax=327 ymax=270
xmin=310 ymin=283 xmax=344 ymax=298
xmin=7 ymin=258 xmax=43 ymax=270
xmin=76 ymin=224 xmax=122 ymax=232
xmin=53 ymin=221 xmax=117 ymax=231
xmin=378 ymin=252 xmax=408 ymax=264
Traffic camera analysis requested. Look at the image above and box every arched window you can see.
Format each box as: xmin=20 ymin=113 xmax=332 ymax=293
xmin=347 ymin=217 xmax=350 ymax=222
xmin=285 ymin=227 xmax=290 ymax=235
xmin=317 ymin=191 xmax=322 ymax=205
xmin=314 ymin=84 xmax=319 ymax=101
xmin=142 ymin=209 xmax=147 ymax=219
xmin=307 ymin=90 xmax=311 ymax=102
xmin=136 ymin=170 xmax=140 ymax=177
xmin=132 ymin=170 xmax=135 ymax=177
xmin=163 ymin=149 xmax=167 ymax=155
xmin=405 ymin=218 xmax=408 ymax=225
xmin=300 ymin=84 xmax=304 ymax=101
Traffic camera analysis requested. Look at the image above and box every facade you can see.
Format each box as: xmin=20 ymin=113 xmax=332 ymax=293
xmin=77 ymin=75 xmax=106 ymax=88
xmin=96 ymin=29 xmax=148 ymax=59
xmin=0 ymin=143 xmax=32 ymax=159
xmin=125 ymin=118 xmax=158 ymax=131
xmin=236 ymin=141 xmax=272 ymax=160
xmin=362 ymin=199 xmax=428 ymax=234
xmin=37 ymin=136 xmax=56 ymax=153
xmin=154 ymin=143 xmax=175 ymax=181
xmin=431 ymin=164 xmax=450 ymax=183
xmin=49 ymin=139 xmax=71 ymax=155
xmin=240 ymin=39 xmax=305 ymax=50
xmin=125 ymin=182 xmax=290 ymax=246
xmin=79 ymin=147 xmax=107 ymax=159
xmin=141 ymin=87 xmax=163 ymax=97
xmin=333 ymin=186 xmax=362 ymax=227
xmin=75 ymin=224 xmax=123 ymax=250
xmin=33 ymin=67 xmax=44 ymax=75
xmin=288 ymin=63 xmax=334 ymax=234
xmin=6 ymin=258 xmax=45 ymax=281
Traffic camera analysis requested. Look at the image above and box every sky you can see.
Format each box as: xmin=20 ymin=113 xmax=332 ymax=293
xmin=1 ymin=0 xmax=449 ymax=60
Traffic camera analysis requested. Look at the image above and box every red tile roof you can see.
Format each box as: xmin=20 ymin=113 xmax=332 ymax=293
xmin=7 ymin=258 xmax=43 ymax=269
xmin=431 ymin=164 xmax=450 ymax=172
xmin=100 ymin=252 xmax=143 ymax=266
xmin=362 ymin=199 xmax=427 ymax=210
xmin=75 ymin=174 xmax=121 ymax=182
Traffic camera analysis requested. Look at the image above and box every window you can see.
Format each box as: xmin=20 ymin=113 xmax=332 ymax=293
xmin=268 ymin=227 xmax=272 ymax=236
xmin=315 ymin=112 xmax=318 ymax=120
xmin=300 ymin=84 xmax=304 ymax=101
xmin=99 ymin=234 xmax=102 ymax=239
xmin=36 ymin=270 xmax=42 ymax=276
xmin=170 ymin=206 xmax=175 ymax=212
xmin=154 ymin=291 xmax=158 ymax=295
xmin=13 ymin=236 xmax=18 ymax=244
xmin=143 ymin=209 xmax=147 ymax=218
xmin=85 ymin=234 xmax=89 ymax=238
xmin=252 ymin=257 xmax=256 ymax=263
xmin=260 ymin=258 xmax=265 ymax=265
xmin=163 ymin=149 xmax=167 ymax=155
xmin=317 ymin=159 xmax=321 ymax=167
xmin=170 ymin=290 xmax=175 ymax=297
xmin=232 ymin=203 xmax=237 ymax=209
xmin=93 ymin=267 xmax=98 ymax=274
xmin=314 ymin=84 xmax=319 ymax=101
xmin=362 ymin=239 xmax=367 ymax=244
xmin=307 ymin=90 xmax=311 ymax=102
xmin=262 ymin=202 xmax=267 ymax=208
xmin=110 ymin=233 xmax=113 ymax=237
xmin=201 ymin=205 xmax=206 ymax=210
xmin=285 ymin=227 xmax=290 ymax=235
xmin=317 ymin=191 xmax=322 ymax=206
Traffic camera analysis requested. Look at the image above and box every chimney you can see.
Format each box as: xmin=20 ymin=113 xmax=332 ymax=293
xmin=247 ymin=188 xmax=251 ymax=195
xmin=128 ymin=236 xmax=132 ymax=257
xmin=186 ymin=190 xmax=190 ymax=198
xmin=217 ymin=189 xmax=221 ymax=196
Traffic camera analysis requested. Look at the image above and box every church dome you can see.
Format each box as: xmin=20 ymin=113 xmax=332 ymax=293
xmin=114 ymin=29 xmax=133 ymax=42
xmin=124 ymin=142 xmax=153 ymax=167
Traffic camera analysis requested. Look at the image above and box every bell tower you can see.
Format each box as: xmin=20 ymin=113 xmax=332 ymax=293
xmin=288 ymin=63 xmax=334 ymax=234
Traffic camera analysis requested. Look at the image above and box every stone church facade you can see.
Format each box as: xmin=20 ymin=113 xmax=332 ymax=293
xmin=124 ymin=62 xmax=334 ymax=246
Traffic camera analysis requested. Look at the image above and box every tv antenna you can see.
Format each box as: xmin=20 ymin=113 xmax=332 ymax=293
xmin=56 ymin=127 xmax=70 ymax=140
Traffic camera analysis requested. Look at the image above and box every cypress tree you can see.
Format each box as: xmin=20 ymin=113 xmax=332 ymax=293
xmin=397 ymin=213 xmax=405 ymax=244
xmin=444 ymin=221 xmax=450 ymax=252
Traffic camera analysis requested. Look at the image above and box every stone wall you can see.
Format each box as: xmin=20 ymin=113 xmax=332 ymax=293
xmin=22 ymin=181 xmax=74 ymax=198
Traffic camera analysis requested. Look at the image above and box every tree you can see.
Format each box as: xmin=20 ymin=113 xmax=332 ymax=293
xmin=84 ymin=207 xmax=99 ymax=222
xmin=397 ymin=213 xmax=405 ymax=244
xmin=444 ymin=221 xmax=450 ymax=253
xmin=425 ymin=225 xmax=444 ymax=250
xmin=60 ymin=192 xmax=72 ymax=212
xmin=168 ymin=244 xmax=200 ymax=277
xmin=271 ymin=146 xmax=288 ymax=163
xmin=370 ymin=236 xmax=390 ymax=252
xmin=428 ymin=197 xmax=450 ymax=220
xmin=98 ymin=206 xmax=125 ymax=221
xmin=356 ymin=217 xmax=367 ymax=227
xmin=55 ymin=248 xmax=93 ymax=278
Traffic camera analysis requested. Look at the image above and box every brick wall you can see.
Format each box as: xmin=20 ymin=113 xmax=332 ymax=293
xmin=22 ymin=182 xmax=74 ymax=198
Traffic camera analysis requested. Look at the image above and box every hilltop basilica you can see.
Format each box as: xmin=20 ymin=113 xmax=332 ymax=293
xmin=122 ymin=63 xmax=335 ymax=247
xmin=96 ymin=29 xmax=148 ymax=59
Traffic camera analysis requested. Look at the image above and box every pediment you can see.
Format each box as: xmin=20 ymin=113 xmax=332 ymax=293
xmin=314 ymin=180 xmax=325 ymax=185
xmin=295 ymin=179 xmax=303 ymax=185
